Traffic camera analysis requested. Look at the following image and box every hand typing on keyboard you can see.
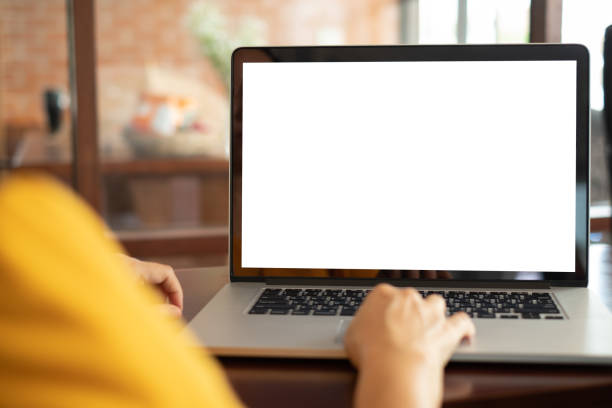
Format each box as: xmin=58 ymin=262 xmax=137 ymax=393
xmin=250 ymin=288 xmax=562 ymax=319
xmin=344 ymin=284 xmax=475 ymax=408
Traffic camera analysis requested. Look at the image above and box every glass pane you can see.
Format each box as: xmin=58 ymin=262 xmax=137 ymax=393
xmin=95 ymin=0 xmax=400 ymax=267
xmin=562 ymin=0 xmax=612 ymax=206
xmin=419 ymin=0 xmax=458 ymax=44
xmin=418 ymin=0 xmax=530 ymax=44
xmin=562 ymin=0 xmax=612 ymax=111
xmin=466 ymin=0 xmax=530 ymax=43
xmin=0 ymin=0 xmax=73 ymax=185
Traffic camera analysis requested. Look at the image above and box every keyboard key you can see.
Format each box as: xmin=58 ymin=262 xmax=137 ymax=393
xmin=521 ymin=313 xmax=541 ymax=319
xmin=267 ymin=304 xmax=291 ymax=310
xmin=340 ymin=308 xmax=357 ymax=316
xmin=257 ymin=300 xmax=287 ymax=306
xmin=545 ymin=316 xmax=564 ymax=320
xmin=500 ymin=314 xmax=519 ymax=319
xmin=314 ymin=309 xmax=338 ymax=316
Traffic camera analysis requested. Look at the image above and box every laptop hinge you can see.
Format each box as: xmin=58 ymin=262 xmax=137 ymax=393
xmin=263 ymin=278 xmax=551 ymax=289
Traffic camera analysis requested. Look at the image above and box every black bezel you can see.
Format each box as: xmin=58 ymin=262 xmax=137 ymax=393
xmin=230 ymin=44 xmax=589 ymax=287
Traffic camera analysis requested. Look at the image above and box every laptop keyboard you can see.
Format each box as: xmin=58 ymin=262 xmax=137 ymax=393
xmin=248 ymin=288 xmax=564 ymax=319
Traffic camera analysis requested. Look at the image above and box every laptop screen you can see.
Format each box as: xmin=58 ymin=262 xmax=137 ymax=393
xmin=231 ymin=46 xmax=589 ymax=283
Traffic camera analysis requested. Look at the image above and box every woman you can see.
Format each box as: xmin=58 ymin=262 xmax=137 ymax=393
xmin=0 ymin=173 xmax=474 ymax=407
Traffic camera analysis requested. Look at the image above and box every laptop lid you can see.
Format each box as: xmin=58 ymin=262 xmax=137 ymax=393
xmin=229 ymin=44 xmax=589 ymax=287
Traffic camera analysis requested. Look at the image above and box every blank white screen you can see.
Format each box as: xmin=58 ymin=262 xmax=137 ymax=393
xmin=241 ymin=61 xmax=576 ymax=272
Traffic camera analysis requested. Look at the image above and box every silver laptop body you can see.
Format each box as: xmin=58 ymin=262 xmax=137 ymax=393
xmin=189 ymin=44 xmax=612 ymax=365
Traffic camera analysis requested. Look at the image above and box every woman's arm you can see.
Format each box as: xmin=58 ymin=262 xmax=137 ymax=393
xmin=345 ymin=284 xmax=475 ymax=408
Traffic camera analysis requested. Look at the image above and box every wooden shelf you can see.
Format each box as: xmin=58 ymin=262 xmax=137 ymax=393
xmin=116 ymin=226 xmax=228 ymax=257
xmin=12 ymin=157 xmax=228 ymax=180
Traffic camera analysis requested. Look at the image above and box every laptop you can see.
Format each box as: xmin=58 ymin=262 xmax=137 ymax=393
xmin=189 ymin=44 xmax=612 ymax=364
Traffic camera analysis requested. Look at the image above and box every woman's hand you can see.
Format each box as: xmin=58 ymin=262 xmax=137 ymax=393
xmin=344 ymin=283 xmax=475 ymax=408
xmin=121 ymin=255 xmax=183 ymax=318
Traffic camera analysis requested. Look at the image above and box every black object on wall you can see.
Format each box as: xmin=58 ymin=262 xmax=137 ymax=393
xmin=604 ymin=26 xmax=612 ymax=202
xmin=44 ymin=89 xmax=63 ymax=135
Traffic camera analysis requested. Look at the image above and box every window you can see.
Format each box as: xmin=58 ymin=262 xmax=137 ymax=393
xmin=562 ymin=0 xmax=612 ymax=205
xmin=94 ymin=0 xmax=401 ymax=267
xmin=418 ymin=0 xmax=530 ymax=44
xmin=7 ymin=0 xmax=602 ymax=265
xmin=0 ymin=0 xmax=73 ymax=184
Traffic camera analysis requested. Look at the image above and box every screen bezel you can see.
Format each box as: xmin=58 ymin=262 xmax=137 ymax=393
xmin=230 ymin=44 xmax=589 ymax=287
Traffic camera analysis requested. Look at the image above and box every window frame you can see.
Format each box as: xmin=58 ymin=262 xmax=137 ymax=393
xmin=67 ymin=0 xmax=606 ymax=260
xmin=67 ymin=0 xmax=101 ymax=211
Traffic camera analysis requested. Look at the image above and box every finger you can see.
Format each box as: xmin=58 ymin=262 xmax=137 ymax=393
xmin=440 ymin=312 xmax=476 ymax=358
xmin=399 ymin=287 xmax=422 ymax=304
xmin=157 ymin=303 xmax=182 ymax=318
xmin=357 ymin=284 xmax=397 ymax=316
xmin=159 ymin=269 xmax=183 ymax=310
xmin=424 ymin=293 xmax=447 ymax=320
xmin=397 ymin=287 xmax=424 ymax=322
xmin=367 ymin=283 xmax=398 ymax=303
xmin=146 ymin=263 xmax=184 ymax=310
xmin=372 ymin=283 xmax=397 ymax=296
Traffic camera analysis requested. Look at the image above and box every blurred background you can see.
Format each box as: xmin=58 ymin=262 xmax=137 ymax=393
xmin=1 ymin=0 xmax=611 ymax=267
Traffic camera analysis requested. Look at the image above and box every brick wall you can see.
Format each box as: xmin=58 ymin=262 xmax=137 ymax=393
xmin=1 ymin=0 xmax=398 ymax=146
xmin=0 ymin=0 xmax=69 ymax=127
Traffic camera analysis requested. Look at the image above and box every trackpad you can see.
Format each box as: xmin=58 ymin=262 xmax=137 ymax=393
xmin=335 ymin=319 xmax=351 ymax=344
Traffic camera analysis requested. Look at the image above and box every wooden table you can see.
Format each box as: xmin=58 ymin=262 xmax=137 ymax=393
xmin=176 ymin=244 xmax=612 ymax=407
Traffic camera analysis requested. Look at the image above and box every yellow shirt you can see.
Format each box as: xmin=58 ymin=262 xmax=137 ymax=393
xmin=0 ymin=174 xmax=243 ymax=407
